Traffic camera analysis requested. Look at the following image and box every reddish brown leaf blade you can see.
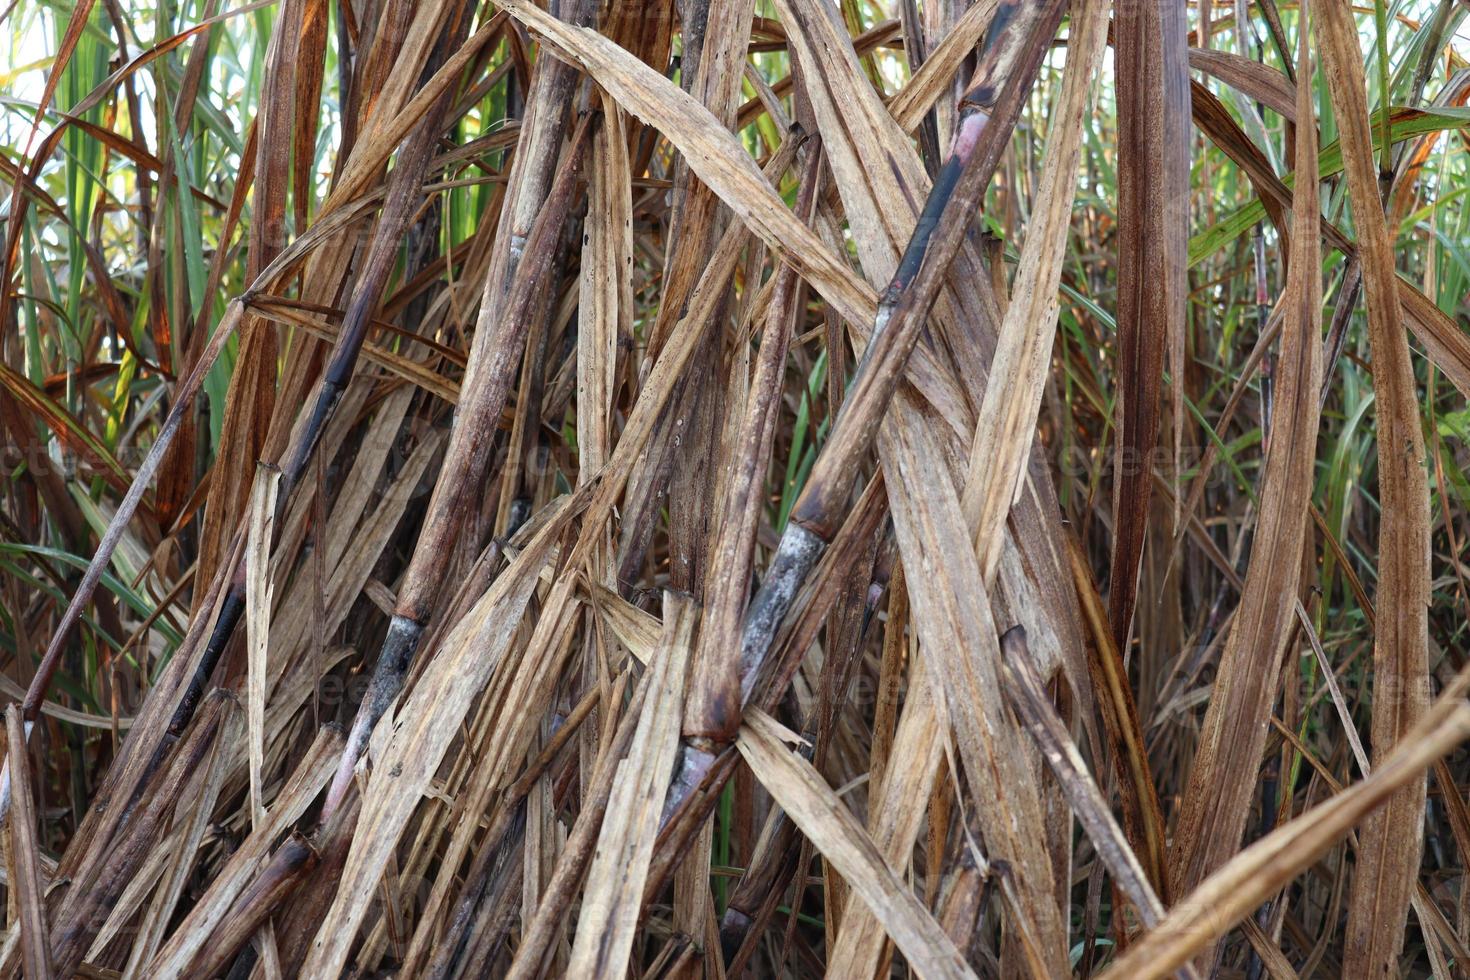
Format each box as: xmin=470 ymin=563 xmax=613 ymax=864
xmin=1315 ymin=3 xmax=1434 ymax=973
xmin=1171 ymin=8 xmax=1324 ymax=956
xmin=198 ymin=0 xmax=306 ymax=586
xmin=1107 ymin=0 xmax=1191 ymax=652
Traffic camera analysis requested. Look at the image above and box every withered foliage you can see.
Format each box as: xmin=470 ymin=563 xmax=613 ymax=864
xmin=2 ymin=0 xmax=1469 ymax=975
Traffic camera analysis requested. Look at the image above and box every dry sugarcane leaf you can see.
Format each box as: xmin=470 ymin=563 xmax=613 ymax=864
xmin=247 ymin=300 xmax=461 ymax=404
xmin=1067 ymin=535 xmax=1170 ymax=900
xmin=567 ymin=594 xmax=695 ymax=977
xmin=346 ymin=0 xmax=458 ymax=158
xmin=1171 ymin=8 xmax=1325 ymax=935
xmin=178 ymin=832 xmax=321 ymax=978
xmin=1398 ymin=277 xmax=1470 ymax=399
xmin=45 ymin=693 xmax=239 ymax=977
xmin=1107 ymin=0 xmax=1191 ymax=651
xmin=251 ymin=6 xmax=477 ymax=492
xmin=878 ymin=411 xmax=1068 ymax=976
xmin=386 ymin=109 xmax=591 ymax=633
xmin=576 ymin=91 xmax=631 ymax=594
xmin=121 ymin=694 xmax=243 ymax=975
xmin=6 ymin=707 xmax=52 ymax=980
xmin=487 ymin=0 xmax=877 ymax=331
xmin=301 ymin=492 xmax=582 ymax=977
xmin=38 ymin=540 xmax=238 ymax=908
xmin=824 ymin=646 xmax=945 ymax=976
xmin=564 ymin=135 xmax=851 ymax=581
xmin=998 ymin=628 xmax=1166 ymax=932
xmin=577 ymin=90 xmax=630 ymax=498
xmin=585 ymin=582 xmax=660 ymax=665
xmin=14 ymin=0 xmax=1470 ymax=972
xmin=1186 ymin=72 xmax=1470 ymax=398
xmin=1315 ymin=4 xmax=1433 ymax=973
xmin=733 ymin=17 xmax=900 ymax=129
xmin=505 ymin=667 xmax=656 ymax=979
xmin=736 ymin=707 xmax=977 ymax=980
xmin=244 ymin=463 xmax=280 ymax=830
xmin=0 ymin=675 xmax=133 ymax=730
xmin=1102 ymin=696 xmax=1470 ymax=980
xmin=771 ymin=0 xmax=937 ymax=282
xmin=1188 ymin=79 xmax=1291 ymax=244
xmin=1187 ymin=79 xmax=1470 ymax=399
xmin=1238 ymin=917 xmax=1302 ymax=980
xmin=270 ymin=431 xmax=444 ymax=686
xmin=0 ymin=362 xmax=136 ymax=501
xmin=316 ymin=383 xmax=420 ymax=571
xmin=86 ymin=819 xmax=182 ymax=964
xmin=1189 ymin=47 xmax=1296 ymax=120
xmin=886 ymin=0 xmax=1003 ymax=135
xmin=199 ymin=0 xmax=305 ymax=588
xmin=635 ymin=0 xmax=757 ymax=384
xmin=144 ymin=726 xmax=343 ymax=977
xmin=290 ymin=0 xmax=330 ymax=226
xmin=961 ymin=0 xmax=1107 ymax=582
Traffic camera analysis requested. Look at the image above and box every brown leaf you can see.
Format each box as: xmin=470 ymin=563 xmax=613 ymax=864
xmin=1171 ymin=7 xmax=1324 ymax=940
xmin=1315 ymin=3 xmax=1433 ymax=973
xmin=1107 ymin=0 xmax=1191 ymax=650
xmin=737 ymin=707 xmax=977 ymax=980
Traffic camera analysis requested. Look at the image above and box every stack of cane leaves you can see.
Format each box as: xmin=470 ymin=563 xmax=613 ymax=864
xmin=2 ymin=0 xmax=1470 ymax=974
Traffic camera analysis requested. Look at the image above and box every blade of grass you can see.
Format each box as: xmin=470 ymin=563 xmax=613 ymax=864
xmin=736 ymin=707 xmax=977 ymax=980
xmin=1315 ymin=3 xmax=1433 ymax=973
xmin=1107 ymin=0 xmax=1191 ymax=651
xmin=1171 ymin=5 xmax=1325 ymax=931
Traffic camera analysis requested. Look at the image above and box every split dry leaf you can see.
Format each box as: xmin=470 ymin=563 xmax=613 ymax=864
xmin=1107 ymin=0 xmax=1191 ymax=650
xmin=1171 ymin=5 xmax=1325 ymax=933
xmin=736 ymin=707 xmax=977 ymax=980
xmin=1315 ymin=3 xmax=1433 ymax=973
xmin=244 ymin=463 xmax=280 ymax=829
xmin=568 ymin=594 xmax=694 ymax=977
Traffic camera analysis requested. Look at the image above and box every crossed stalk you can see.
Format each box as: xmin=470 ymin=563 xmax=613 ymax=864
xmin=168 ymin=18 xmax=593 ymax=827
xmin=670 ymin=0 xmax=1067 ymax=820
xmin=0 ymin=19 xmax=471 ymax=817
xmin=9 ymin=5 xmax=1062 ymax=882
xmin=321 ymin=112 xmax=593 ymax=817
xmin=166 ymin=94 xmax=467 ymax=741
xmin=0 ymin=0 xmax=594 ymax=822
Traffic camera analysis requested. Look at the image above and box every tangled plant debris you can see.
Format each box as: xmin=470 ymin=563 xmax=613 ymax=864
xmin=1 ymin=0 xmax=1470 ymax=975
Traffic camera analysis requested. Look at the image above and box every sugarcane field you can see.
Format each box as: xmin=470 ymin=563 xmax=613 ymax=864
xmin=1 ymin=0 xmax=1470 ymax=976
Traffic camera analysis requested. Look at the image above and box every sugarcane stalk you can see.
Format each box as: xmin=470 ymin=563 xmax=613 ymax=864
xmin=188 ymin=832 xmax=321 ymax=979
xmin=321 ymin=114 xmax=594 ymax=821
xmin=655 ymin=475 xmax=889 ymax=868
xmin=677 ymin=0 xmax=1068 ymax=764
xmin=156 ymin=0 xmax=591 ymax=755
xmin=163 ymin=37 xmax=475 ymax=734
xmin=0 ymin=24 xmax=475 ymax=818
xmin=683 ymin=141 xmax=825 ymax=759
xmin=718 ymin=559 xmax=878 ymax=966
